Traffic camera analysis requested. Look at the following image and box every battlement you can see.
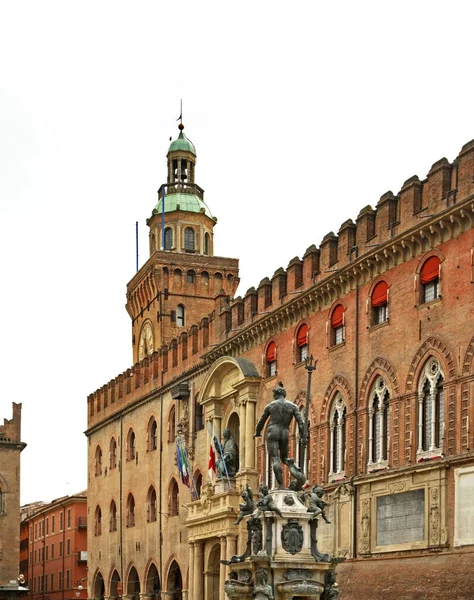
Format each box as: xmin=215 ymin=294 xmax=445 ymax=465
xmin=87 ymin=138 xmax=474 ymax=430
xmin=0 ymin=402 xmax=23 ymax=444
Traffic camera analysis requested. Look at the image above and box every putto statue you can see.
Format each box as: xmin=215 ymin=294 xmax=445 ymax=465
xmin=307 ymin=485 xmax=331 ymax=524
xmin=234 ymin=483 xmax=255 ymax=524
xmin=254 ymin=381 xmax=307 ymax=488
xmin=214 ymin=428 xmax=239 ymax=477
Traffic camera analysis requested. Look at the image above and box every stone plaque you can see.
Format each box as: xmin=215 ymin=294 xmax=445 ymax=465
xmin=376 ymin=489 xmax=424 ymax=546
xmin=455 ymin=466 xmax=474 ymax=546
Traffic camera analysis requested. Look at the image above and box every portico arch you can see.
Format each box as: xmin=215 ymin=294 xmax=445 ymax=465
xmin=199 ymin=356 xmax=261 ymax=474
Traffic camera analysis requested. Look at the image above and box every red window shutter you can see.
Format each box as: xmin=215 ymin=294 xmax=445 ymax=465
xmin=297 ymin=324 xmax=309 ymax=347
xmin=420 ymin=256 xmax=440 ymax=284
xmin=371 ymin=281 xmax=389 ymax=307
xmin=331 ymin=305 xmax=344 ymax=328
xmin=266 ymin=342 xmax=276 ymax=362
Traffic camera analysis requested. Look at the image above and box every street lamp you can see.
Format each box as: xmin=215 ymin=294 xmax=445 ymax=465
xmin=302 ymin=355 xmax=317 ymax=477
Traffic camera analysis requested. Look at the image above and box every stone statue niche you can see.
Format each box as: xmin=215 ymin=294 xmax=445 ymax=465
xmin=214 ymin=428 xmax=239 ymax=478
xmin=222 ymin=381 xmax=344 ymax=600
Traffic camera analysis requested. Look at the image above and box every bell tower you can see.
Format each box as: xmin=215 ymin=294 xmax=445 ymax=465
xmin=126 ymin=121 xmax=239 ymax=364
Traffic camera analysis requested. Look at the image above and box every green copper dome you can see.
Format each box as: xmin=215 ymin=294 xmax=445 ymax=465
xmin=168 ymin=130 xmax=196 ymax=155
xmin=153 ymin=193 xmax=215 ymax=220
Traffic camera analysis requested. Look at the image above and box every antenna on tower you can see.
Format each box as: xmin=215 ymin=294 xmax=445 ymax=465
xmin=177 ymin=99 xmax=183 ymax=126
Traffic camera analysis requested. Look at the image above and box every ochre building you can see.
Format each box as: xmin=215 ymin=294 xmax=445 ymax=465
xmin=86 ymin=125 xmax=474 ymax=600
xmin=23 ymin=493 xmax=88 ymax=600
xmin=0 ymin=403 xmax=26 ymax=600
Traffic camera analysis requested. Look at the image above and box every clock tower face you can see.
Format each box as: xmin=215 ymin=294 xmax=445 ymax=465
xmin=138 ymin=322 xmax=154 ymax=361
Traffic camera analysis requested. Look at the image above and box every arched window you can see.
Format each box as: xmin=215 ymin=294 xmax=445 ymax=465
xmin=109 ymin=437 xmax=117 ymax=469
xmin=204 ymin=232 xmax=210 ymax=255
xmin=177 ymin=304 xmax=185 ymax=327
xmin=147 ymin=486 xmax=157 ymax=522
xmin=418 ymin=357 xmax=444 ymax=457
xmin=95 ymin=446 xmax=102 ymax=476
xmin=164 ymin=227 xmax=173 ymax=250
xmin=126 ymin=494 xmax=135 ymax=527
xmin=169 ymin=479 xmax=179 ymax=516
xmin=94 ymin=506 xmax=102 ymax=536
xmin=127 ymin=429 xmax=136 ymax=462
xmin=168 ymin=406 xmax=176 ymax=443
xmin=266 ymin=342 xmax=277 ymax=377
xmin=186 ymin=270 xmax=195 ymax=283
xmin=147 ymin=418 xmax=157 ymax=452
xmin=420 ymin=256 xmax=440 ymax=303
xmin=195 ymin=394 xmax=204 ymax=431
xmin=109 ymin=500 xmax=117 ymax=532
xmin=367 ymin=377 xmax=390 ymax=470
xmin=296 ymin=324 xmax=309 ymax=362
xmin=331 ymin=305 xmax=345 ymax=346
xmin=371 ymin=281 xmax=389 ymax=325
xmin=0 ymin=488 xmax=4 ymax=514
xmin=184 ymin=227 xmax=195 ymax=251
xmin=329 ymin=394 xmax=346 ymax=478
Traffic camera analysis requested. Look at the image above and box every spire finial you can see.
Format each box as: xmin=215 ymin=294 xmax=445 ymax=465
xmin=177 ymin=99 xmax=184 ymax=130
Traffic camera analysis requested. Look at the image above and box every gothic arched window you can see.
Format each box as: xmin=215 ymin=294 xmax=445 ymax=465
xmin=367 ymin=377 xmax=390 ymax=470
xmin=329 ymin=393 xmax=346 ymax=478
xmin=418 ymin=357 xmax=444 ymax=457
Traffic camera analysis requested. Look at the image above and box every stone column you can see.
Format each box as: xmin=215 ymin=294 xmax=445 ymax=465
xmin=219 ymin=537 xmax=227 ymax=600
xmin=188 ymin=543 xmax=195 ymax=600
xmin=245 ymin=399 xmax=256 ymax=469
xmin=368 ymin=409 xmax=374 ymax=464
xmin=194 ymin=542 xmax=204 ymax=600
xmin=418 ymin=394 xmax=424 ymax=452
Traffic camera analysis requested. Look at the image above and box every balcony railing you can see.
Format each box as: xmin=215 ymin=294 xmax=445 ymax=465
xmin=77 ymin=517 xmax=87 ymax=529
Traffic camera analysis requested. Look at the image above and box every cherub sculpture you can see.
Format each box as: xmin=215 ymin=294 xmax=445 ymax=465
xmin=234 ymin=483 xmax=255 ymax=524
xmin=307 ymin=485 xmax=331 ymax=523
xmin=256 ymin=484 xmax=283 ymax=519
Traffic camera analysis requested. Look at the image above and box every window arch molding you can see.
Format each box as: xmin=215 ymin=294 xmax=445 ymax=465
xmin=415 ymin=250 xmax=444 ymax=305
xmin=294 ymin=321 xmax=310 ymax=363
xmin=168 ymin=405 xmax=176 ymax=443
xmin=264 ymin=340 xmax=277 ymax=377
xmin=126 ymin=428 xmax=136 ymax=462
xmin=328 ymin=302 xmax=346 ymax=347
xmin=199 ymin=356 xmax=260 ymax=480
xmin=368 ymin=278 xmax=390 ymax=326
xmin=328 ymin=393 xmax=347 ymax=479
xmin=366 ymin=375 xmax=391 ymax=471
xmin=109 ymin=437 xmax=118 ymax=469
xmin=416 ymin=356 xmax=445 ymax=458
xmin=95 ymin=445 xmax=103 ymax=476
xmin=320 ymin=374 xmax=353 ymax=422
xmin=359 ymin=357 xmax=399 ymax=400
xmin=147 ymin=416 xmax=158 ymax=452
xmin=405 ymin=335 xmax=456 ymax=392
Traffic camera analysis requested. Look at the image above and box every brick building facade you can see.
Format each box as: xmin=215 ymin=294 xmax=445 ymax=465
xmin=0 ymin=403 xmax=27 ymax=600
xmin=86 ymin=127 xmax=474 ymax=600
xmin=24 ymin=494 xmax=87 ymax=600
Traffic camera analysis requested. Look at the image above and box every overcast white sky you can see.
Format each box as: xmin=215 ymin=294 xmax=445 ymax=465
xmin=1 ymin=1 xmax=473 ymax=504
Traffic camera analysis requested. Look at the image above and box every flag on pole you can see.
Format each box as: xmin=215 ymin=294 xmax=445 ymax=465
xmin=176 ymin=440 xmax=190 ymax=488
xmin=208 ymin=437 xmax=217 ymax=482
